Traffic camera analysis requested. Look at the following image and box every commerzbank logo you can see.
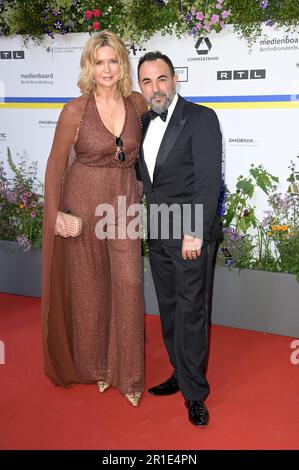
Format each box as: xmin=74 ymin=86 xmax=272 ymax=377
xmin=195 ymin=37 xmax=212 ymax=55
xmin=187 ymin=37 xmax=218 ymax=62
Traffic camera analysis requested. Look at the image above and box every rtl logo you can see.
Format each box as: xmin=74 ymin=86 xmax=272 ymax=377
xmin=0 ymin=50 xmax=25 ymax=60
xmin=217 ymin=69 xmax=266 ymax=80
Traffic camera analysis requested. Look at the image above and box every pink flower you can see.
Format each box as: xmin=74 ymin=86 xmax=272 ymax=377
xmin=218 ymin=0 xmax=225 ymax=3
xmin=220 ymin=21 xmax=225 ymax=29
xmin=93 ymin=9 xmax=101 ymax=17
xmin=196 ymin=22 xmax=203 ymax=30
xmin=216 ymin=3 xmax=222 ymax=9
xmin=204 ymin=22 xmax=211 ymax=32
xmin=211 ymin=14 xmax=220 ymax=24
xmin=191 ymin=7 xmax=196 ymax=15
xmin=93 ymin=21 xmax=101 ymax=30
xmin=196 ymin=11 xmax=204 ymax=21
xmin=85 ymin=10 xmax=93 ymax=20
xmin=31 ymin=211 xmax=36 ymax=218
xmin=222 ymin=10 xmax=230 ymax=18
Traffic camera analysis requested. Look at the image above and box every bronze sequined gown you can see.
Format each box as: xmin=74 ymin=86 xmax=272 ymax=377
xmin=58 ymin=94 xmax=144 ymax=393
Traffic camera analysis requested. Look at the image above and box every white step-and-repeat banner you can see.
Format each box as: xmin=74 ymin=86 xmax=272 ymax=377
xmin=1 ymin=26 xmax=299 ymax=213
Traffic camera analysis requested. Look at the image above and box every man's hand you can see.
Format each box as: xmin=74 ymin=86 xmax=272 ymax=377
xmin=182 ymin=234 xmax=202 ymax=260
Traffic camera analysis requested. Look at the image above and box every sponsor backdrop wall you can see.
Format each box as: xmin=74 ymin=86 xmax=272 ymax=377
xmin=1 ymin=26 xmax=299 ymax=214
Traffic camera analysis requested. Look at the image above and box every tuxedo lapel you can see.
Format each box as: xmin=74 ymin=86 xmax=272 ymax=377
xmin=153 ymin=96 xmax=187 ymax=184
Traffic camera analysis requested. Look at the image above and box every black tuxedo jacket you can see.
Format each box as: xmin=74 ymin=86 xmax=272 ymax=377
xmin=137 ymin=95 xmax=222 ymax=245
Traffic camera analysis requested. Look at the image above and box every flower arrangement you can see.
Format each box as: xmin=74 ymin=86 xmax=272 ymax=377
xmin=1 ymin=0 xmax=299 ymax=44
xmin=217 ymin=158 xmax=299 ymax=280
xmin=0 ymin=148 xmax=44 ymax=251
xmin=182 ymin=0 xmax=231 ymax=36
xmin=0 ymin=0 xmax=126 ymax=42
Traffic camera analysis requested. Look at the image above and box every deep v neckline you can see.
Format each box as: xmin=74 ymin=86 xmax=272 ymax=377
xmin=92 ymin=93 xmax=127 ymax=139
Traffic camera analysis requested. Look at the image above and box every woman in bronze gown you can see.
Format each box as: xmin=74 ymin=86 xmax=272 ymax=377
xmin=41 ymin=31 xmax=148 ymax=406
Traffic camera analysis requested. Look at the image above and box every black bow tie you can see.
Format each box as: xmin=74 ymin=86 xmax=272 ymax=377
xmin=149 ymin=109 xmax=168 ymax=122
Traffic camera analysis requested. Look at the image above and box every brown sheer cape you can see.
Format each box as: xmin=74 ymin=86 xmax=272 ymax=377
xmin=41 ymin=92 xmax=148 ymax=386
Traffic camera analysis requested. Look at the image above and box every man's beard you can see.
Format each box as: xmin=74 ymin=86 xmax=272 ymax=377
xmin=148 ymin=89 xmax=176 ymax=114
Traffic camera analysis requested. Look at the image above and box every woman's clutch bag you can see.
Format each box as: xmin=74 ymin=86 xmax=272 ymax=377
xmin=58 ymin=210 xmax=83 ymax=237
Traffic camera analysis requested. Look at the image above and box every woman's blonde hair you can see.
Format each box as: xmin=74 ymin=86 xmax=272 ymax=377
xmin=78 ymin=31 xmax=132 ymax=97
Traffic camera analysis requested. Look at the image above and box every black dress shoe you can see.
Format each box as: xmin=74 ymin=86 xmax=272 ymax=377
xmin=148 ymin=377 xmax=179 ymax=396
xmin=186 ymin=400 xmax=209 ymax=426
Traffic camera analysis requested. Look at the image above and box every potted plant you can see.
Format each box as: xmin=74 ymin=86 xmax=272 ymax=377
xmin=0 ymin=148 xmax=43 ymax=296
xmin=212 ymin=158 xmax=299 ymax=336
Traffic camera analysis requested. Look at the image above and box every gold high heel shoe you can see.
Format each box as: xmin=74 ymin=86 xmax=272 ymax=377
xmin=124 ymin=392 xmax=142 ymax=407
xmin=97 ymin=380 xmax=110 ymax=393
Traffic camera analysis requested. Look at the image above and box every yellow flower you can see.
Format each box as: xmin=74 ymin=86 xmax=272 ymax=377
xmin=19 ymin=203 xmax=24 ymax=209
xmin=267 ymin=231 xmax=272 ymax=237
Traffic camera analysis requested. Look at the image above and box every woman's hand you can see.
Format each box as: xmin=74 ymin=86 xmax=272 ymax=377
xmin=54 ymin=212 xmax=69 ymax=238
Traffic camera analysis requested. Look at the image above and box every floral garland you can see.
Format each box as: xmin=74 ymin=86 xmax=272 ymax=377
xmin=0 ymin=1 xmax=298 ymax=44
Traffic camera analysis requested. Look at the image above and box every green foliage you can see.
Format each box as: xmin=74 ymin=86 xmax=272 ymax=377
xmin=1 ymin=0 xmax=298 ymax=43
xmin=227 ymin=0 xmax=299 ymax=43
xmin=122 ymin=0 xmax=182 ymax=42
xmin=218 ymin=158 xmax=299 ymax=280
xmin=0 ymin=148 xmax=44 ymax=250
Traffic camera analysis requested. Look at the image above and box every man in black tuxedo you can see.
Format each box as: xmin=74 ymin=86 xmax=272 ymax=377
xmin=137 ymin=52 xmax=222 ymax=426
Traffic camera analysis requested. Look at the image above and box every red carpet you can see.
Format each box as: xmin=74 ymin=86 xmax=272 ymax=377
xmin=0 ymin=292 xmax=298 ymax=450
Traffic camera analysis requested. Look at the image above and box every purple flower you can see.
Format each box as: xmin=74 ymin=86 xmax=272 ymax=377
xmin=224 ymin=258 xmax=235 ymax=267
xmin=45 ymin=28 xmax=54 ymax=38
xmin=222 ymin=10 xmax=230 ymax=19
xmin=204 ymin=21 xmax=211 ymax=32
xmin=211 ymin=14 xmax=219 ymax=24
xmin=5 ymin=190 xmax=17 ymax=203
xmin=265 ymin=19 xmax=274 ymax=26
xmin=185 ymin=14 xmax=192 ymax=23
xmin=216 ymin=4 xmax=222 ymax=10
xmin=17 ymin=234 xmax=31 ymax=252
xmin=53 ymin=10 xmax=61 ymax=16
xmin=217 ymin=180 xmax=227 ymax=216
xmin=260 ymin=0 xmax=269 ymax=9
xmin=53 ymin=20 xmax=63 ymax=30
xmin=196 ymin=11 xmax=204 ymax=21
xmin=31 ymin=211 xmax=36 ymax=218
xmin=20 ymin=194 xmax=27 ymax=203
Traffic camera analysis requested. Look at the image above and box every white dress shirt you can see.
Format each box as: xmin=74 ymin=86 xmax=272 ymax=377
xmin=143 ymin=93 xmax=178 ymax=182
